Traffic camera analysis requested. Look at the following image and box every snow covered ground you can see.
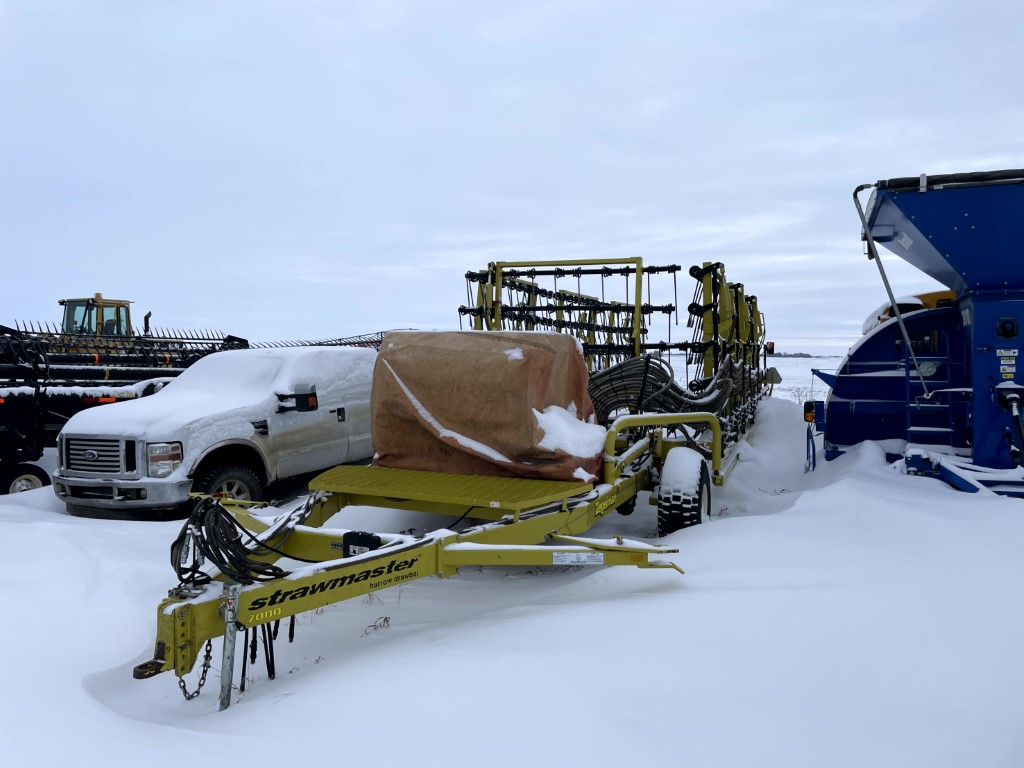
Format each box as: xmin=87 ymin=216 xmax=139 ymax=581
xmin=2 ymin=361 xmax=1023 ymax=767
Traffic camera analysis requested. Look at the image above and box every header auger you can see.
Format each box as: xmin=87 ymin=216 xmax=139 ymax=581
xmin=135 ymin=257 xmax=775 ymax=709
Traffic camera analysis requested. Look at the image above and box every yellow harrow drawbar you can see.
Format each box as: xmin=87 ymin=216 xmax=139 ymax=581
xmin=133 ymin=413 xmax=724 ymax=710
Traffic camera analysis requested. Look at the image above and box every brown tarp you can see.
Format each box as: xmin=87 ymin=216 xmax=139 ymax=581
xmin=371 ymin=331 xmax=601 ymax=481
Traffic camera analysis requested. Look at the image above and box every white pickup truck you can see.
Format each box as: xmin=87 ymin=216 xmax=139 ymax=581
xmin=52 ymin=346 xmax=376 ymax=516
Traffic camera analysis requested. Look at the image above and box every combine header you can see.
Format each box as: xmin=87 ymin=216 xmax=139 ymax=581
xmin=134 ymin=257 xmax=775 ymax=709
xmin=807 ymin=169 xmax=1024 ymax=494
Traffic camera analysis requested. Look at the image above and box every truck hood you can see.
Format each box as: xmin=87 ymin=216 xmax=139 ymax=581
xmin=62 ymin=387 xmax=271 ymax=443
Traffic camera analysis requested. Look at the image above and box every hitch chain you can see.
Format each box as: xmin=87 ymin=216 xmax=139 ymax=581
xmin=178 ymin=639 xmax=214 ymax=701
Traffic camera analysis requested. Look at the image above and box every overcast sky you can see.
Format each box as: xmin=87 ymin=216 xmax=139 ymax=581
xmin=2 ymin=0 xmax=1021 ymax=354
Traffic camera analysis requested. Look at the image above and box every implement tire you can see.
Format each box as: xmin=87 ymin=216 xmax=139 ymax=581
xmin=656 ymin=458 xmax=710 ymax=536
xmin=194 ymin=465 xmax=262 ymax=502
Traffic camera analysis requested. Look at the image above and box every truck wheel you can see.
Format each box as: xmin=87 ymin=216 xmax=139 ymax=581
xmin=656 ymin=452 xmax=711 ymax=536
xmin=194 ymin=465 xmax=262 ymax=502
xmin=3 ymin=463 xmax=51 ymax=494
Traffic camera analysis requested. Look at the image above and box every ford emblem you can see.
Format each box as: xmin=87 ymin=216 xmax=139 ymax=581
xmin=83 ymin=449 xmax=99 ymax=461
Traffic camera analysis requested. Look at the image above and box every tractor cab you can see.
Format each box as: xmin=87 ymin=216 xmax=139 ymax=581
xmin=59 ymin=294 xmax=135 ymax=337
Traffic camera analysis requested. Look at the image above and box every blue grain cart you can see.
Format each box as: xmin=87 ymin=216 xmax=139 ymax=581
xmin=807 ymin=169 xmax=1024 ymax=494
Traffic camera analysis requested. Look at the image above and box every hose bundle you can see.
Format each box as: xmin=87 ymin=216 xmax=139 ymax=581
xmin=587 ymin=354 xmax=737 ymax=426
xmin=171 ymin=497 xmax=293 ymax=586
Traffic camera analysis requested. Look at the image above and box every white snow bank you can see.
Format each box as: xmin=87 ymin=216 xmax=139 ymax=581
xmin=2 ymin=395 xmax=1024 ymax=767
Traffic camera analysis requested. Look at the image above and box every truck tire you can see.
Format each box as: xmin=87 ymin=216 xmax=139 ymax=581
xmin=656 ymin=455 xmax=711 ymax=536
xmin=3 ymin=463 xmax=51 ymax=494
xmin=194 ymin=465 xmax=262 ymax=502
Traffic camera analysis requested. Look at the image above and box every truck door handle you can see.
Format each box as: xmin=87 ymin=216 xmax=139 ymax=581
xmin=331 ymin=408 xmax=346 ymax=422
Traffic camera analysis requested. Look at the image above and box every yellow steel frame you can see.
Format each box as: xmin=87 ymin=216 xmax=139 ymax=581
xmin=483 ymin=257 xmax=646 ymax=359
xmin=133 ymin=412 xmax=724 ymax=690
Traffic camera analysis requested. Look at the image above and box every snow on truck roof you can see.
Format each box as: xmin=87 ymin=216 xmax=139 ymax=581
xmin=173 ymin=345 xmax=377 ymax=390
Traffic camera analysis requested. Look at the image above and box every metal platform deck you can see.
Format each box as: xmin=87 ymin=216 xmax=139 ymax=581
xmin=309 ymin=464 xmax=592 ymax=515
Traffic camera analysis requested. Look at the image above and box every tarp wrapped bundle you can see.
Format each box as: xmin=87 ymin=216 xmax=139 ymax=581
xmin=372 ymin=331 xmax=604 ymax=482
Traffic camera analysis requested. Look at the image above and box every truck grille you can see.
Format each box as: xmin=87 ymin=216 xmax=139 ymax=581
xmin=65 ymin=438 xmax=124 ymax=473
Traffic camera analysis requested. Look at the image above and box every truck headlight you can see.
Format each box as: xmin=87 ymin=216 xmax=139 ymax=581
xmin=147 ymin=442 xmax=182 ymax=478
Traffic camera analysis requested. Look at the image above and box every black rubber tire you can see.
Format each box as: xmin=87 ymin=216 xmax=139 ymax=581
xmin=616 ymin=496 xmax=637 ymax=516
xmin=656 ymin=459 xmax=711 ymax=536
xmin=2 ymin=463 xmax=51 ymax=494
xmin=193 ymin=465 xmax=262 ymax=502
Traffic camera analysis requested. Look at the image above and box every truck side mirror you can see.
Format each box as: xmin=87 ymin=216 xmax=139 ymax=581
xmin=277 ymin=384 xmax=318 ymax=413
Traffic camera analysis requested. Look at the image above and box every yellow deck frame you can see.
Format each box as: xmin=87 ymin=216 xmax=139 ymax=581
xmin=133 ymin=413 xmax=725 ymax=698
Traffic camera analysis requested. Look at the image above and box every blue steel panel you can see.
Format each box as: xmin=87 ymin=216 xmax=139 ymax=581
xmin=965 ymin=296 xmax=1024 ymax=468
xmin=867 ymin=182 xmax=1024 ymax=294
xmin=821 ymin=306 xmax=971 ymax=454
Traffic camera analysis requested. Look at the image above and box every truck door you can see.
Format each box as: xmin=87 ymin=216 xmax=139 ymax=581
xmin=271 ymin=382 xmax=351 ymax=479
xmin=342 ymin=392 xmax=372 ymax=460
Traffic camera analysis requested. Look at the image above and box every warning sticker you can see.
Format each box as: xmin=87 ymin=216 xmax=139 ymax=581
xmin=1004 ymin=373 xmax=1016 ymax=379
xmin=997 ymin=349 xmax=1019 ymax=357
xmin=553 ymin=552 xmax=605 ymax=565
xmin=1001 ymin=365 xmax=1017 ymax=373
xmin=1002 ymin=357 xmax=1017 ymax=365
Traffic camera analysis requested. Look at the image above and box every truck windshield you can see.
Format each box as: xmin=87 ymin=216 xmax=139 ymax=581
xmin=169 ymin=354 xmax=285 ymax=394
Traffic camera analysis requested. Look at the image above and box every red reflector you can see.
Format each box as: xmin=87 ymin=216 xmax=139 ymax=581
xmin=83 ymin=396 xmax=117 ymax=403
xmin=0 ymin=397 xmax=5 ymax=404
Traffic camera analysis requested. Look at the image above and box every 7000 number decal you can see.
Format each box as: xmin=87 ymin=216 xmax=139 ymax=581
xmin=247 ymin=607 xmax=282 ymax=625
